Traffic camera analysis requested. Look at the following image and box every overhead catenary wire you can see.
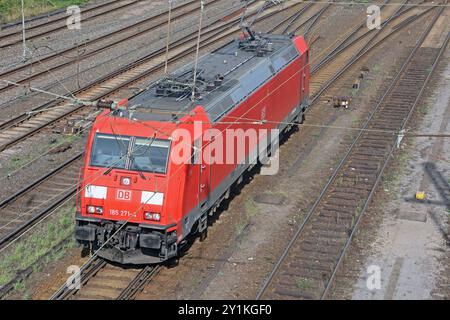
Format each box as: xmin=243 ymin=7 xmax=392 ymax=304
xmin=0 ymin=0 xmax=408 ymax=105
xmin=51 ymin=16 xmax=450 ymax=298
xmin=3 ymin=13 xmax=446 ymax=298
xmin=0 ymin=0 xmax=246 ymax=72
xmin=1 ymin=0 xmax=441 ymax=249
xmin=2 ymin=0 xmax=446 ymax=72
xmin=0 ymin=0 xmax=289 ymax=181
xmin=0 ymin=0 xmax=444 ymax=290
xmin=174 ymin=116 xmax=450 ymax=137
xmin=21 ymin=0 xmax=27 ymax=61
xmin=0 ymin=0 xmax=434 ymax=181
xmin=252 ymin=0 xmax=450 ymax=7
xmin=164 ymin=0 xmax=173 ymax=75
xmin=191 ymin=0 xmax=205 ymax=103
xmin=0 ymin=0 xmax=253 ymax=113
xmin=0 ymin=79 xmax=93 ymax=106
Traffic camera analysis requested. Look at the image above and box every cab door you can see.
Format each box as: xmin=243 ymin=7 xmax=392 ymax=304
xmin=194 ymin=138 xmax=210 ymax=205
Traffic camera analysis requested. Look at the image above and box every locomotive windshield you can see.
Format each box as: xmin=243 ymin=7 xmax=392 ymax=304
xmin=130 ymin=138 xmax=170 ymax=174
xmin=90 ymin=133 xmax=170 ymax=174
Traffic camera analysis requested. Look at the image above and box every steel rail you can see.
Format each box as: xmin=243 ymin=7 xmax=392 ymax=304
xmin=256 ymin=2 xmax=447 ymax=300
xmin=50 ymin=257 xmax=107 ymax=300
xmin=0 ymin=1 xmax=314 ymax=301
xmin=0 ymin=1 xmax=288 ymax=152
xmin=0 ymin=0 xmax=140 ymax=46
xmin=7 ymin=0 xmax=436 ymax=300
xmin=321 ymin=31 xmax=450 ymax=298
xmin=0 ymin=0 xmax=208 ymax=93
xmin=0 ymin=153 xmax=83 ymax=249
xmin=303 ymin=2 xmax=331 ymax=37
xmin=116 ymin=265 xmax=161 ymax=300
xmin=0 ymin=0 xmax=288 ymax=261
xmin=45 ymin=3 xmax=307 ymax=300
xmin=0 ymin=0 xmax=128 ymax=31
xmin=310 ymin=3 xmax=436 ymax=103
xmin=0 ymin=0 xmax=426 ymax=255
xmin=0 ymin=8 xmax=242 ymax=253
xmin=279 ymin=2 xmax=315 ymax=34
xmin=0 ymin=1 xmax=252 ymax=134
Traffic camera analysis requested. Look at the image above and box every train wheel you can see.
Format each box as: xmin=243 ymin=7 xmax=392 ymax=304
xmin=199 ymin=228 xmax=208 ymax=242
xmin=300 ymin=112 xmax=305 ymax=124
xmin=81 ymin=244 xmax=91 ymax=258
xmin=167 ymin=257 xmax=179 ymax=268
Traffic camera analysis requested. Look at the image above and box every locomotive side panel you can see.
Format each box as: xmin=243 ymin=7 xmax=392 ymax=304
xmin=206 ymin=55 xmax=305 ymax=210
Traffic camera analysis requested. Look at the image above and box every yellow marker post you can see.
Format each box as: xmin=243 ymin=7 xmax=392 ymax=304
xmin=415 ymin=191 xmax=425 ymax=201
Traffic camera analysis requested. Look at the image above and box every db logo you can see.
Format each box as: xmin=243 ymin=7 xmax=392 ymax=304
xmin=117 ymin=190 xmax=132 ymax=201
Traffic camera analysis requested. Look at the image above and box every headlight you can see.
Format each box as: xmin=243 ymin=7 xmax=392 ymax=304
xmin=87 ymin=205 xmax=103 ymax=214
xmin=144 ymin=212 xmax=160 ymax=221
xmin=121 ymin=177 xmax=131 ymax=186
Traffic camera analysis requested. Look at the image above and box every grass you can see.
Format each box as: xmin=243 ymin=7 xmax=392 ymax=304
xmin=234 ymin=199 xmax=259 ymax=235
xmin=372 ymin=63 xmax=380 ymax=72
xmin=0 ymin=0 xmax=89 ymax=24
xmin=6 ymin=133 xmax=80 ymax=172
xmin=419 ymin=105 xmax=429 ymax=115
xmin=296 ymin=277 xmax=312 ymax=290
xmin=382 ymin=151 xmax=411 ymax=190
xmin=13 ymin=280 xmax=25 ymax=292
xmin=0 ymin=204 xmax=75 ymax=288
xmin=244 ymin=199 xmax=258 ymax=219
xmin=51 ymin=133 xmax=81 ymax=145
xmin=9 ymin=155 xmax=31 ymax=170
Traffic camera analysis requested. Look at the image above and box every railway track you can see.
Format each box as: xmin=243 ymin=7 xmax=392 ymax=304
xmin=269 ymin=1 xmax=330 ymax=38
xmin=309 ymin=0 xmax=432 ymax=98
xmin=0 ymin=0 xmax=295 ymax=153
xmin=0 ymin=0 xmax=140 ymax=48
xmin=0 ymin=0 xmax=209 ymax=94
xmin=270 ymin=0 xmax=432 ymax=103
xmin=0 ymin=1 xmax=303 ymax=298
xmin=0 ymin=1 xmax=306 ymax=254
xmin=257 ymin=3 xmax=448 ymax=300
xmin=0 ymin=0 xmax=296 ymax=246
xmin=50 ymin=257 xmax=159 ymax=300
xmin=0 ymin=0 xmax=430 ymax=269
xmin=2 ymin=0 xmax=446 ymax=298
xmin=0 ymin=154 xmax=82 ymax=249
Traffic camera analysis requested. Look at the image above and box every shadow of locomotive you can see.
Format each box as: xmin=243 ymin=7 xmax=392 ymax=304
xmin=402 ymin=162 xmax=450 ymax=243
xmin=173 ymin=122 xmax=301 ymax=266
xmin=403 ymin=162 xmax=450 ymax=209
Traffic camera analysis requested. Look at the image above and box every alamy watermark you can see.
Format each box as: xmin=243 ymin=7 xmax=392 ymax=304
xmin=367 ymin=5 xmax=381 ymax=30
xmin=169 ymin=122 xmax=280 ymax=175
xmin=66 ymin=5 xmax=81 ymax=30
xmin=366 ymin=264 xmax=381 ymax=290
xmin=66 ymin=265 xmax=81 ymax=290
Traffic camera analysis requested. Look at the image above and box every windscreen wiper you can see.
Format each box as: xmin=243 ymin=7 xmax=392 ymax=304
xmin=130 ymin=156 xmax=147 ymax=180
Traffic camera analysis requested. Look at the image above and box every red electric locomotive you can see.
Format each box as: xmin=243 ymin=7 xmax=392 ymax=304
xmin=75 ymin=32 xmax=309 ymax=264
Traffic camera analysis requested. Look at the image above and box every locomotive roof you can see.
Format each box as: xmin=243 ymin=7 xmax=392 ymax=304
xmin=126 ymin=33 xmax=300 ymax=123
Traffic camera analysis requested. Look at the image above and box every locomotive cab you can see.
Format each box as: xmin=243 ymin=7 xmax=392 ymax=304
xmin=76 ymin=112 xmax=180 ymax=264
xmin=75 ymin=105 xmax=210 ymax=264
